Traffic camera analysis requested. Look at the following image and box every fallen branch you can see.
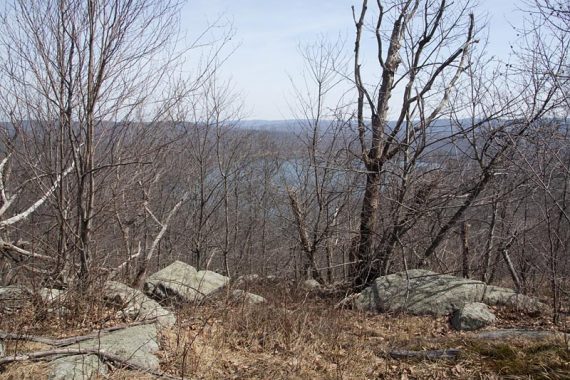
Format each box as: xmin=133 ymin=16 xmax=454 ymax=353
xmin=53 ymin=318 xmax=160 ymax=347
xmin=0 ymin=239 xmax=56 ymax=262
xmin=334 ymin=293 xmax=359 ymax=309
xmin=388 ymin=349 xmax=460 ymax=360
xmin=0 ymin=332 xmax=55 ymax=346
xmin=0 ymin=318 xmax=159 ymax=347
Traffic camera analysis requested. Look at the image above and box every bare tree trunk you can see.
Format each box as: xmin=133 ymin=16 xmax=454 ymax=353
xmin=500 ymin=234 xmax=521 ymax=291
xmin=351 ymin=170 xmax=382 ymax=287
xmin=325 ymin=208 xmax=340 ymax=283
xmin=482 ymin=201 xmax=498 ymax=283
xmin=461 ymin=222 xmax=470 ymax=279
xmin=131 ymin=194 xmax=187 ymax=287
xmin=349 ymin=0 xmax=476 ymax=289
xmin=287 ymin=188 xmax=323 ymax=282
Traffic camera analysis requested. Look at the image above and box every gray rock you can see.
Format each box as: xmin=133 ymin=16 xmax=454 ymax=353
xmin=234 ymin=274 xmax=260 ymax=286
xmin=104 ymin=281 xmax=176 ymax=328
xmin=0 ymin=340 xmax=4 ymax=358
xmin=47 ymin=305 xmax=72 ymax=318
xmin=144 ymin=260 xmax=199 ymax=301
xmin=48 ymin=324 xmax=159 ymax=378
xmin=0 ymin=285 xmax=31 ymax=312
xmin=303 ymin=279 xmax=322 ymax=290
xmin=196 ymin=270 xmax=229 ymax=292
xmin=49 ymin=354 xmax=106 ymax=380
xmin=144 ymin=260 xmax=229 ymax=303
xmin=451 ymin=302 xmax=496 ymax=331
xmin=0 ymin=285 xmax=29 ymax=299
xmin=352 ymin=269 xmax=547 ymax=316
xmin=37 ymin=288 xmax=70 ymax=317
xmin=481 ymin=285 xmax=544 ymax=315
xmin=39 ymin=288 xmax=65 ymax=304
xmin=74 ymin=324 xmax=159 ymax=369
xmin=230 ymin=289 xmax=266 ymax=304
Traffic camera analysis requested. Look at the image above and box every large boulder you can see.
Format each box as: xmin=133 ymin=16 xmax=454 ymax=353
xmin=48 ymin=324 xmax=159 ymax=379
xmin=103 ymin=281 xmax=176 ymax=328
xmin=80 ymin=324 xmax=160 ymax=369
xmin=144 ymin=260 xmax=229 ymax=303
xmin=352 ymin=269 xmax=547 ymax=316
xmin=451 ymin=302 xmax=496 ymax=331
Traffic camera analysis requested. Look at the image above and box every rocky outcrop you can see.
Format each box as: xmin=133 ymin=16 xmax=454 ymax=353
xmin=48 ymin=324 xmax=160 ymax=379
xmin=351 ymin=269 xmax=547 ymax=316
xmin=451 ymin=302 xmax=496 ymax=331
xmin=144 ymin=260 xmax=229 ymax=303
xmin=79 ymin=324 xmax=160 ymax=369
xmin=104 ymin=281 xmax=176 ymax=328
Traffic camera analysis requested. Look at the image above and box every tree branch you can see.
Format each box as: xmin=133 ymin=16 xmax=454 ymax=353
xmin=0 ymin=163 xmax=75 ymax=229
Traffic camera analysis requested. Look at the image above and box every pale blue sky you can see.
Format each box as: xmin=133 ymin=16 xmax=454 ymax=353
xmin=182 ymin=0 xmax=526 ymax=120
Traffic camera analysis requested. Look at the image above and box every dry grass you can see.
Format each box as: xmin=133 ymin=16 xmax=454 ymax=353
xmin=0 ymin=283 xmax=128 ymax=338
xmin=154 ymin=283 xmax=570 ymax=379
xmin=0 ymin=362 xmax=50 ymax=380
xmin=0 ymin=281 xmax=569 ymax=379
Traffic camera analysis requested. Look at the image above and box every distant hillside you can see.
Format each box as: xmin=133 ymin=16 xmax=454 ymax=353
xmin=237 ymin=119 xmax=306 ymax=132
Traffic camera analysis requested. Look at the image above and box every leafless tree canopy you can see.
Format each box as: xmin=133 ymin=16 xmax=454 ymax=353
xmin=0 ymin=0 xmax=568 ymax=318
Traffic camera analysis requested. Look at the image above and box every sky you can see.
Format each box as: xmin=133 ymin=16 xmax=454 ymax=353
xmin=182 ymin=0 xmax=527 ymax=120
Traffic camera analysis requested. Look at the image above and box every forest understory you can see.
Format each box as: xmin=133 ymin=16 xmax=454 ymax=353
xmin=1 ymin=280 xmax=569 ymax=380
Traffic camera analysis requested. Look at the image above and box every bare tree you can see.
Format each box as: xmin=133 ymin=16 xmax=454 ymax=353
xmin=349 ymin=0 xmax=478 ymax=288
xmin=0 ymin=0 xmax=231 ymax=286
xmin=509 ymin=0 xmax=570 ymax=320
xmin=0 ymin=151 xmax=74 ymax=281
xmin=283 ymin=38 xmax=357 ymax=283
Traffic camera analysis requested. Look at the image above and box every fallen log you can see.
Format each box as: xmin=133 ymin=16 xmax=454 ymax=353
xmin=0 ymin=332 xmax=55 ymax=346
xmin=388 ymin=349 xmax=460 ymax=360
